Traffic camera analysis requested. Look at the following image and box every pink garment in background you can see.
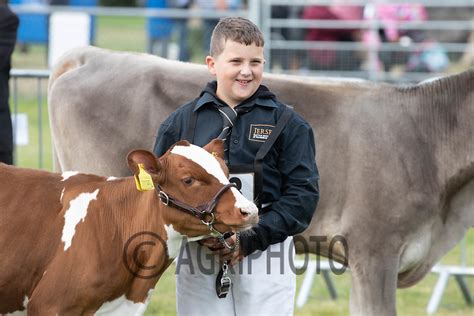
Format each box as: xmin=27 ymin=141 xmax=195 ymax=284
xmin=374 ymin=3 xmax=428 ymax=41
xmin=303 ymin=5 xmax=362 ymax=66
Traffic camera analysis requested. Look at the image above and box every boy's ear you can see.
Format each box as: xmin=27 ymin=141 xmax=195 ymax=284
xmin=206 ymin=55 xmax=217 ymax=76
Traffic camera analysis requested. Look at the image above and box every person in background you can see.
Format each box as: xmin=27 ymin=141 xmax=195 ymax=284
xmin=0 ymin=1 xmax=19 ymax=164
xmin=195 ymin=0 xmax=242 ymax=54
xmin=302 ymin=4 xmax=363 ymax=71
xmin=154 ymin=17 xmax=319 ymax=315
xmin=362 ymin=3 xmax=448 ymax=73
xmin=172 ymin=0 xmax=192 ymax=61
xmin=270 ymin=5 xmax=305 ymax=72
xmin=146 ymin=0 xmax=173 ymax=57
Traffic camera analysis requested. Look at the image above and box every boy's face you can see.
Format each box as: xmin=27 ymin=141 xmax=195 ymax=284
xmin=206 ymin=40 xmax=265 ymax=108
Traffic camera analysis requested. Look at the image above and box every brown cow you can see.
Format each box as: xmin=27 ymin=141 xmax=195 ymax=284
xmin=48 ymin=46 xmax=474 ymax=315
xmin=0 ymin=139 xmax=258 ymax=315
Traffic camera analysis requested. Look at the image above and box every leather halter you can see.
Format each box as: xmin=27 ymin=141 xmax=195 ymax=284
xmin=155 ymin=182 xmax=237 ymax=228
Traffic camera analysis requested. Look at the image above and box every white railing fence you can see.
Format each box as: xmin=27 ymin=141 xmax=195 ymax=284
xmin=11 ymin=1 xmax=474 ymax=82
xmin=10 ymin=69 xmax=50 ymax=169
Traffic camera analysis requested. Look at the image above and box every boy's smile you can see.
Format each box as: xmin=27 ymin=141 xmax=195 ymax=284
xmin=206 ymin=40 xmax=265 ymax=108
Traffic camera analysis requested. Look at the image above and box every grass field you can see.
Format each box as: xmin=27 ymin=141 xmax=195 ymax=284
xmin=10 ymin=15 xmax=474 ymax=316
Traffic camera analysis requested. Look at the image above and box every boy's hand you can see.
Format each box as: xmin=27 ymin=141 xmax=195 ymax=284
xmin=198 ymin=234 xmax=244 ymax=266
xmin=198 ymin=236 xmax=224 ymax=251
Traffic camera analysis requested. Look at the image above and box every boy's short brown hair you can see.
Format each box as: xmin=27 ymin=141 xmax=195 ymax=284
xmin=209 ymin=17 xmax=265 ymax=57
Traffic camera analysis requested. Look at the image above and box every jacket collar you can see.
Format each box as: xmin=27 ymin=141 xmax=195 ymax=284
xmin=194 ymin=81 xmax=277 ymax=112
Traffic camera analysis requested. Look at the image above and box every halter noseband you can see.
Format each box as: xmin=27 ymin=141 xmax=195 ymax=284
xmin=155 ymin=183 xmax=238 ymax=247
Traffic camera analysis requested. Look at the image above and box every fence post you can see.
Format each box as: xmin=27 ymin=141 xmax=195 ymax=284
xmin=10 ymin=69 xmax=50 ymax=169
xmin=247 ymin=0 xmax=261 ymax=29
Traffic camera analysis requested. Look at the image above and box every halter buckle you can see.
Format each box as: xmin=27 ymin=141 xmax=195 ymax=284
xmin=201 ymin=212 xmax=215 ymax=226
xmin=159 ymin=191 xmax=170 ymax=205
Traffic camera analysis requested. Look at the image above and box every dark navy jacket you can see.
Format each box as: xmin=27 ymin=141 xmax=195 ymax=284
xmin=154 ymin=81 xmax=319 ymax=256
xmin=0 ymin=5 xmax=18 ymax=164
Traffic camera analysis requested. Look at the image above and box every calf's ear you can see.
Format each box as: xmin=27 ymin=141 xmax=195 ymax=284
xmin=204 ymin=139 xmax=225 ymax=159
xmin=127 ymin=150 xmax=162 ymax=178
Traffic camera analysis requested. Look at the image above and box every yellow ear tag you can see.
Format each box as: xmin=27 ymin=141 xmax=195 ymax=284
xmin=211 ymin=151 xmax=218 ymax=157
xmin=134 ymin=163 xmax=155 ymax=192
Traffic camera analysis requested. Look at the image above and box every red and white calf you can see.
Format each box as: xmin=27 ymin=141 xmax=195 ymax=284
xmin=0 ymin=139 xmax=258 ymax=315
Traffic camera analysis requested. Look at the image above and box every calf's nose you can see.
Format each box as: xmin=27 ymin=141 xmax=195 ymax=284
xmin=239 ymin=203 xmax=258 ymax=217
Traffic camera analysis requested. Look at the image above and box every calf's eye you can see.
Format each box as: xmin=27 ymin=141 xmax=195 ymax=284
xmin=182 ymin=177 xmax=194 ymax=186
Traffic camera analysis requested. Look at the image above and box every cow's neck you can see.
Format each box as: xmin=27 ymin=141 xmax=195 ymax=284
xmin=115 ymin=183 xmax=211 ymax=238
xmin=433 ymin=72 xmax=472 ymax=188
xmin=158 ymin=203 xmax=216 ymax=259
xmin=412 ymin=71 xmax=474 ymax=213
xmin=105 ymin=180 xmax=213 ymax=251
xmin=94 ymin=180 xmax=165 ymax=238
xmin=161 ymin=205 xmax=213 ymax=238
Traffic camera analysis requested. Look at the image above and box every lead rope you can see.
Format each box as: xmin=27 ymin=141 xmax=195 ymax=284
xmin=214 ymin=105 xmax=241 ymax=298
xmin=215 ymin=104 xmax=241 ymax=163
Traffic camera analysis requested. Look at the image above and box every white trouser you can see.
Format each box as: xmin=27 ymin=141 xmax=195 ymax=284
xmin=175 ymin=237 xmax=296 ymax=316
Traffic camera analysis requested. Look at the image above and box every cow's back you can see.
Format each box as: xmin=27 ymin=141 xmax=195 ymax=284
xmin=48 ymin=46 xmax=212 ymax=176
xmin=48 ymin=47 xmax=380 ymax=177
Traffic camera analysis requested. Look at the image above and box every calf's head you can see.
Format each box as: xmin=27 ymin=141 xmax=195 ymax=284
xmin=127 ymin=139 xmax=258 ymax=237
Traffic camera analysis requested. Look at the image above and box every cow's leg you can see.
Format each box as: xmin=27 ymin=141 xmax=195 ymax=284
xmin=349 ymin=251 xmax=399 ymax=316
xmin=27 ymin=264 xmax=100 ymax=315
xmin=28 ymin=280 xmax=91 ymax=315
xmin=349 ymin=287 xmax=362 ymax=316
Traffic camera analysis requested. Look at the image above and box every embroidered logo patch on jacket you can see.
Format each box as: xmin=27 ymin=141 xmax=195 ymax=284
xmin=248 ymin=124 xmax=275 ymax=142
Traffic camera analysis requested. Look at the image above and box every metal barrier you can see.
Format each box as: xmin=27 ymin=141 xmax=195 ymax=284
xmin=427 ymin=237 xmax=474 ymax=315
xmin=10 ymin=3 xmax=251 ymax=62
xmin=12 ymin=1 xmax=472 ymax=83
xmin=261 ymin=0 xmax=474 ymax=82
xmin=10 ymin=69 xmax=50 ymax=169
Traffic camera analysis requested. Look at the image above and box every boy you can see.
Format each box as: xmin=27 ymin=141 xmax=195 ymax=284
xmin=154 ymin=17 xmax=319 ymax=315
